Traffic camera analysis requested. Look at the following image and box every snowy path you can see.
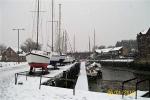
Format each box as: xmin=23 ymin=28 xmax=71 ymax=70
xmin=75 ymin=62 xmax=88 ymax=91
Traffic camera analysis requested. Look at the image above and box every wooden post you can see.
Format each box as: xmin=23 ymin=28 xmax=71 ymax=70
xmin=15 ymin=73 xmax=18 ymax=85
xmin=135 ymin=83 xmax=138 ymax=99
xmin=149 ymin=80 xmax=150 ymax=97
xmin=26 ymin=72 xmax=27 ymax=80
xmin=39 ymin=75 xmax=42 ymax=89
xmin=122 ymin=83 xmax=124 ymax=99
xmin=73 ymin=80 xmax=75 ymax=95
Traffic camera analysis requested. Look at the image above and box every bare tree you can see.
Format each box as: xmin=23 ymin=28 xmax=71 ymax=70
xmin=98 ymin=45 xmax=106 ymax=49
xmin=21 ymin=38 xmax=42 ymax=53
xmin=107 ymin=45 xmax=115 ymax=48
xmin=0 ymin=44 xmax=7 ymax=55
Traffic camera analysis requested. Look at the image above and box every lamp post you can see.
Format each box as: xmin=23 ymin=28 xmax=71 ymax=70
xmin=12 ymin=28 xmax=25 ymax=63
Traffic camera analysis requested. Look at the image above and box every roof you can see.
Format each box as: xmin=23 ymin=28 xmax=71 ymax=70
xmin=111 ymin=46 xmax=122 ymax=51
xmin=141 ymin=27 xmax=150 ymax=34
xmin=7 ymin=47 xmax=26 ymax=56
xmin=95 ymin=46 xmax=123 ymax=53
xmin=95 ymin=48 xmax=112 ymax=53
xmin=11 ymin=47 xmax=23 ymax=53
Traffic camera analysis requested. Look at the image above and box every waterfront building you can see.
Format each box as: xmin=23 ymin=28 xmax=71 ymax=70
xmin=137 ymin=28 xmax=150 ymax=59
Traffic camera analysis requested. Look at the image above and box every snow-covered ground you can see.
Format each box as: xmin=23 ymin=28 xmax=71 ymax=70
xmin=101 ymin=59 xmax=134 ymax=62
xmin=0 ymin=62 xmax=28 ymax=72
xmin=0 ymin=62 xmax=149 ymax=100
xmin=75 ymin=62 xmax=88 ymax=91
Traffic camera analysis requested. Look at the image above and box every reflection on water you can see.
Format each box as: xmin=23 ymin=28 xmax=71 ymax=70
xmin=88 ymin=65 xmax=150 ymax=93
xmin=101 ymin=67 xmax=135 ymax=81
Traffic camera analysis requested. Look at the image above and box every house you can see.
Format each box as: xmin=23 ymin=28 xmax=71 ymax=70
xmin=1 ymin=47 xmax=26 ymax=62
xmin=94 ymin=46 xmax=128 ymax=59
xmin=137 ymin=28 xmax=150 ymax=58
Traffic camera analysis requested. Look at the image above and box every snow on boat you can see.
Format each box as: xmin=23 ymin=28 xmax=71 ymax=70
xmin=86 ymin=62 xmax=102 ymax=78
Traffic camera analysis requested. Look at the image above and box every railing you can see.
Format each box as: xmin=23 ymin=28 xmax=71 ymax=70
xmin=121 ymin=77 xmax=150 ymax=99
xmin=135 ymin=79 xmax=150 ymax=99
xmin=39 ymin=75 xmax=77 ymax=95
xmin=121 ymin=77 xmax=137 ymax=98
xmin=15 ymin=71 xmax=29 ymax=85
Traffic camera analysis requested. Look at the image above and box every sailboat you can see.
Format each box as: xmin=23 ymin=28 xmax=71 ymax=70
xmin=26 ymin=0 xmax=50 ymax=74
xmin=49 ymin=2 xmax=66 ymax=67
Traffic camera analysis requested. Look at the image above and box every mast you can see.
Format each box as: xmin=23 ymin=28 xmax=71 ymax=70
xmin=62 ymin=31 xmax=64 ymax=52
xmin=58 ymin=4 xmax=62 ymax=53
xmin=51 ymin=0 xmax=54 ymax=52
xmin=93 ymin=29 xmax=96 ymax=51
xmin=36 ymin=0 xmax=40 ymax=50
xmin=73 ymin=34 xmax=75 ymax=53
xmin=89 ymin=36 xmax=91 ymax=52
xmin=64 ymin=30 xmax=67 ymax=53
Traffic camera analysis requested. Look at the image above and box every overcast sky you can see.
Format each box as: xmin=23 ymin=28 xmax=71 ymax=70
xmin=0 ymin=0 xmax=150 ymax=52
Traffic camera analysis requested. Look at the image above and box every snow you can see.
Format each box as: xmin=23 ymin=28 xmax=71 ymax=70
xmin=141 ymin=28 xmax=150 ymax=34
xmin=75 ymin=62 xmax=88 ymax=91
xmin=41 ymin=63 xmax=76 ymax=82
xmin=0 ymin=62 xmax=28 ymax=72
xmin=96 ymin=48 xmax=112 ymax=53
xmin=95 ymin=47 xmax=123 ymax=54
xmin=101 ymin=59 xmax=134 ymax=62
xmin=0 ymin=62 xmax=149 ymax=100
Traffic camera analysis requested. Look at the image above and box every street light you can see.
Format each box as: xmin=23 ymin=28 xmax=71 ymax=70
xmin=12 ymin=28 xmax=25 ymax=63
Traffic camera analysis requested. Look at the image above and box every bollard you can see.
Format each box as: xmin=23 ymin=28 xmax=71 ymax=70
xmin=15 ymin=73 xmax=18 ymax=85
xmin=26 ymin=72 xmax=27 ymax=80
xmin=73 ymin=88 xmax=75 ymax=95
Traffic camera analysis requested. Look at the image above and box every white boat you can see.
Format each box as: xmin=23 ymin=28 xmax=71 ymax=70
xmin=26 ymin=50 xmax=50 ymax=69
xmin=49 ymin=52 xmax=60 ymax=65
xmin=49 ymin=52 xmax=66 ymax=66
xmin=63 ymin=56 xmax=75 ymax=63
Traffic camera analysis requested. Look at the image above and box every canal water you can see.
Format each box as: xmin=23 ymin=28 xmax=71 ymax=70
xmin=88 ymin=65 xmax=150 ymax=95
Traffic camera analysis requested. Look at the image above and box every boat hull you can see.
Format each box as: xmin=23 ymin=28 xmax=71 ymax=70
xmin=26 ymin=53 xmax=49 ymax=68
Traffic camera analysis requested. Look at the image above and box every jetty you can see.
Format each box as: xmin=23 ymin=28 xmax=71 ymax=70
xmin=75 ymin=62 xmax=88 ymax=91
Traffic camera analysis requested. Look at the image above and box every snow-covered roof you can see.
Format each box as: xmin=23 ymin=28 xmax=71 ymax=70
xmin=95 ymin=48 xmax=112 ymax=53
xmin=141 ymin=27 xmax=150 ymax=34
xmin=7 ymin=47 xmax=26 ymax=56
xmin=95 ymin=46 xmax=122 ymax=53
xmin=11 ymin=47 xmax=23 ymax=53
xmin=110 ymin=46 xmax=122 ymax=51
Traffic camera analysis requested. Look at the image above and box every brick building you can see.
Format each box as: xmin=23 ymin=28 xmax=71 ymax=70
xmin=137 ymin=28 xmax=150 ymax=58
xmin=1 ymin=47 xmax=26 ymax=62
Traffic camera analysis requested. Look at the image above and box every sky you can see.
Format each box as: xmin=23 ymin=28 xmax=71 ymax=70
xmin=0 ymin=0 xmax=150 ymax=52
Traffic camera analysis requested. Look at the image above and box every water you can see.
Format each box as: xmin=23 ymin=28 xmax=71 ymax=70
xmin=88 ymin=65 xmax=150 ymax=94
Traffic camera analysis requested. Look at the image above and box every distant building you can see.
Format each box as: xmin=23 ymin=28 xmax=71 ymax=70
xmin=94 ymin=46 xmax=128 ymax=59
xmin=67 ymin=52 xmax=92 ymax=60
xmin=1 ymin=47 xmax=26 ymax=62
xmin=137 ymin=28 xmax=150 ymax=58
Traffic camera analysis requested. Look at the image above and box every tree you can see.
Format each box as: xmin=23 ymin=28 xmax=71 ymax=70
xmin=98 ymin=45 xmax=106 ymax=49
xmin=21 ymin=38 xmax=42 ymax=53
xmin=115 ymin=39 xmax=137 ymax=51
xmin=0 ymin=44 xmax=7 ymax=55
xmin=0 ymin=44 xmax=6 ymax=50
xmin=107 ymin=45 xmax=115 ymax=48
